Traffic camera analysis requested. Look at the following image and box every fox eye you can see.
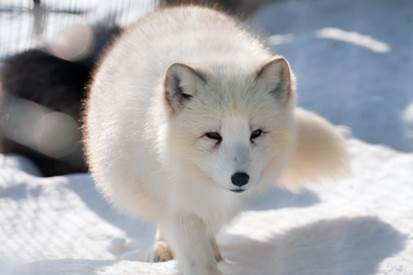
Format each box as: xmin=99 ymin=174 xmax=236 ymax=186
xmin=250 ymin=129 xmax=263 ymax=142
xmin=204 ymin=132 xmax=222 ymax=144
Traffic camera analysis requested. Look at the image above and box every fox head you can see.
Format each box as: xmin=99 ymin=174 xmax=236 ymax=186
xmin=162 ymin=57 xmax=297 ymax=194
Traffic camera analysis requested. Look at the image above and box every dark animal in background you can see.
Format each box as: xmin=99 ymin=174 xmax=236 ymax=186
xmin=0 ymin=24 xmax=121 ymax=176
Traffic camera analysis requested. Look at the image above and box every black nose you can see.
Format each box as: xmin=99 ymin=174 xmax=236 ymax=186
xmin=231 ymin=172 xmax=249 ymax=187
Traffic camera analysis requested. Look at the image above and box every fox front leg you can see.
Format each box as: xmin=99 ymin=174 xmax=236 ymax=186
xmin=164 ymin=214 xmax=223 ymax=275
xmin=210 ymin=236 xmax=223 ymax=262
xmin=150 ymin=229 xmax=222 ymax=263
xmin=150 ymin=228 xmax=174 ymax=262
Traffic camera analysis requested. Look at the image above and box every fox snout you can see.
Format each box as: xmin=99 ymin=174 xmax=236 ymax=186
xmin=224 ymin=143 xmax=252 ymax=193
xmin=230 ymin=172 xmax=250 ymax=193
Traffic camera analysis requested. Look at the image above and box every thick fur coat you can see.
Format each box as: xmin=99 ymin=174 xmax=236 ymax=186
xmin=84 ymin=6 xmax=349 ymax=275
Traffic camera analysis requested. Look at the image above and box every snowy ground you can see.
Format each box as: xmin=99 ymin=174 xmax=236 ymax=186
xmin=1 ymin=138 xmax=412 ymax=275
xmin=1 ymin=0 xmax=413 ymax=274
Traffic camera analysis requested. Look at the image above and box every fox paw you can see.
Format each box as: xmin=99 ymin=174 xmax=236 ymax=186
xmin=151 ymin=241 xmax=174 ymax=262
xmin=214 ymin=252 xmax=223 ymax=262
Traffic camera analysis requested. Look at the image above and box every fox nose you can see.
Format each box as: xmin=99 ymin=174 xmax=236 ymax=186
xmin=231 ymin=172 xmax=249 ymax=187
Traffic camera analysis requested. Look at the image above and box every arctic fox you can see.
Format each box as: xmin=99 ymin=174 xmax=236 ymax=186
xmin=84 ymin=6 xmax=349 ymax=275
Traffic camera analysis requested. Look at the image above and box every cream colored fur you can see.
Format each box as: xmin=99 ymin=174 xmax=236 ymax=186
xmin=282 ymin=108 xmax=350 ymax=189
xmin=84 ymin=6 xmax=349 ymax=275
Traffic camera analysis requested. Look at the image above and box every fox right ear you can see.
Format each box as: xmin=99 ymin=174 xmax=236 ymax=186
xmin=164 ymin=63 xmax=206 ymax=113
xmin=255 ymin=56 xmax=295 ymax=105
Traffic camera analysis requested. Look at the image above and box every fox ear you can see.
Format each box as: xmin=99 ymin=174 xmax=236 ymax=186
xmin=164 ymin=63 xmax=206 ymax=113
xmin=255 ymin=56 xmax=294 ymax=103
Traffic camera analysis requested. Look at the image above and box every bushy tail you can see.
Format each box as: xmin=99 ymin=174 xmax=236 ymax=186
xmin=282 ymin=108 xmax=350 ymax=190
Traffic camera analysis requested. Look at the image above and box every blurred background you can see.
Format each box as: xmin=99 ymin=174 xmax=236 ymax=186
xmin=1 ymin=0 xmax=412 ymax=177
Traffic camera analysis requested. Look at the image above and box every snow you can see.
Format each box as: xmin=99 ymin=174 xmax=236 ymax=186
xmin=1 ymin=0 xmax=413 ymax=274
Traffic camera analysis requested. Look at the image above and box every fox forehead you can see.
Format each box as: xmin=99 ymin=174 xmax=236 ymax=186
xmin=188 ymin=81 xmax=278 ymax=114
xmin=186 ymin=91 xmax=283 ymax=130
xmin=220 ymin=116 xmax=251 ymax=137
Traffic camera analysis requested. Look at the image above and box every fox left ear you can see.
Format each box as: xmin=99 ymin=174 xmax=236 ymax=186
xmin=164 ymin=63 xmax=206 ymax=114
xmin=255 ymin=56 xmax=294 ymax=103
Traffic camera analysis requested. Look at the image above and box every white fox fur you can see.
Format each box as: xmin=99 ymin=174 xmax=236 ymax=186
xmin=84 ymin=6 xmax=349 ymax=275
